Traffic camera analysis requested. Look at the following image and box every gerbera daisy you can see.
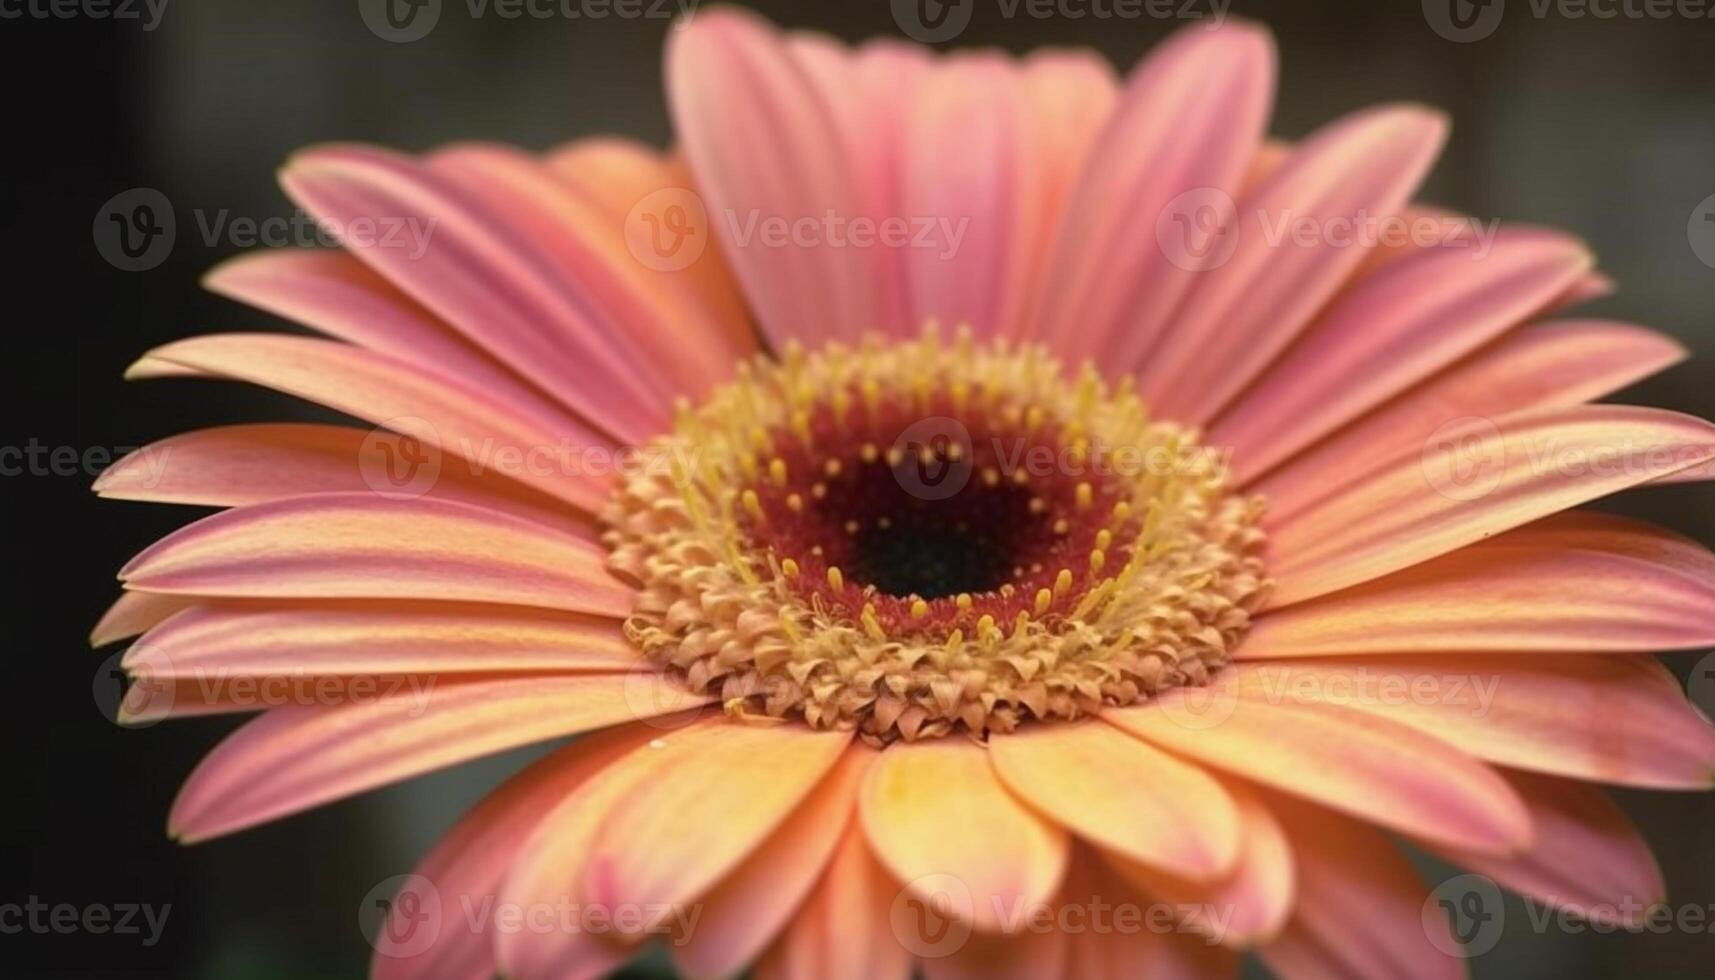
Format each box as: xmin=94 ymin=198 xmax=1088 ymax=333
xmin=94 ymin=7 xmax=1715 ymax=979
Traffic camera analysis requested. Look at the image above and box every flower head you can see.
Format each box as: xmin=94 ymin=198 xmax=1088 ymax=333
xmin=96 ymin=7 xmax=1715 ymax=979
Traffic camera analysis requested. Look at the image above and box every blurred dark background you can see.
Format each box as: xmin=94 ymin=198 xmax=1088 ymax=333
xmin=5 ymin=0 xmax=1715 ymax=976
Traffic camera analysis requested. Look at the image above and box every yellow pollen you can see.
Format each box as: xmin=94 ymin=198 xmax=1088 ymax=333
xmin=827 ymin=566 xmax=844 ymax=592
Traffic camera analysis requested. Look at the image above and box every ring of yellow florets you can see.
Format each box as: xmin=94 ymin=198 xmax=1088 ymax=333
xmin=603 ymin=328 xmax=1271 ymax=743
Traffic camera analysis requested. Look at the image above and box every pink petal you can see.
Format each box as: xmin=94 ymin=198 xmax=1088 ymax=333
xmin=899 ymin=54 xmax=1020 ymax=337
xmin=94 ymin=423 xmax=587 ymax=534
xmin=1255 ymin=320 xmax=1687 ymax=521
xmin=90 ymin=590 xmax=195 ymax=646
xmin=1227 ymin=656 xmax=1715 ymax=790
xmin=919 ymin=925 xmax=1067 ymax=980
xmin=1104 ymin=677 xmax=1531 ymax=854
xmin=127 ymin=333 xmax=613 ymax=513
xmin=1140 ymin=105 xmax=1448 ymax=423
xmin=988 ymin=721 xmax=1241 ymax=880
xmin=672 ymin=744 xmax=874 ymax=978
xmin=168 ymin=674 xmax=709 ymax=841
xmin=370 ymin=724 xmax=660 ymax=980
xmin=1244 ymin=511 xmax=1715 ymax=655
xmin=280 ymin=144 xmax=673 ymax=442
xmin=1258 ymin=793 xmax=1464 ymax=980
xmin=202 ymin=249 xmax=576 ymax=426
xmin=860 ymin=738 xmax=1070 ymax=934
xmin=1212 ymin=229 xmax=1593 ymax=482
xmin=1030 ymin=21 xmax=1275 ymax=367
xmin=1265 ymin=404 xmax=1715 ymax=607
xmin=667 ymin=8 xmax=877 ymax=349
xmin=119 ymin=494 xmax=633 ymax=616
xmin=1433 ymin=770 xmax=1664 ymax=929
xmin=123 ymin=601 xmax=639 ymax=680
xmin=1060 ymin=855 xmax=1242 ymax=979
xmin=426 ymin=143 xmax=747 ymax=397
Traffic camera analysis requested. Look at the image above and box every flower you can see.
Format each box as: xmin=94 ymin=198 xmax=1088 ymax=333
xmin=93 ymin=7 xmax=1715 ymax=979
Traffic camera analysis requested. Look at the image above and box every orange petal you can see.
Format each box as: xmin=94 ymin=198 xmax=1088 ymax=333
xmin=90 ymin=590 xmax=195 ymax=646
xmin=1266 ymin=404 xmax=1715 ymax=606
xmin=581 ymin=721 xmax=854 ymax=938
xmin=370 ymin=723 xmax=658 ymax=980
xmin=672 ymin=744 xmax=876 ymax=979
xmin=119 ymin=494 xmax=632 ymax=616
xmin=1228 ymin=656 xmax=1715 ymax=790
xmin=1103 ymin=776 xmax=1295 ymax=946
xmin=752 ymin=819 xmax=912 ymax=980
xmin=168 ymin=673 xmax=709 ymax=842
xmin=1104 ymin=678 xmax=1530 ymax=854
xmin=989 ymin=721 xmax=1241 ymax=880
xmin=1243 ymin=511 xmax=1715 ymax=656
xmin=860 ymin=739 xmax=1070 ymax=934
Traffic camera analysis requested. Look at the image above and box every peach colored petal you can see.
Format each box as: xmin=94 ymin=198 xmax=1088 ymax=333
xmin=280 ymin=144 xmax=672 ymax=442
xmin=370 ymin=724 xmax=659 ymax=980
xmin=126 ymin=333 xmax=613 ymax=513
xmin=90 ymin=590 xmax=195 ymax=646
xmin=168 ymin=674 xmax=709 ymax=842
xmin=1258 ymin=794 xmax=1464 ymax=980
xmin=667 ymin=8 xmax=877 ymax=349
xmin=899 ymin=53 xmax=1020 ymax=338
xmin=581 ymin=721 xmax=854 ymax=940
xmin=860 ymin=738 xmax=1070 ymax=934
xmin=1031 ymin=21 xmax=1275 ymax=367
xmin=1433 ymin=770 xmax=1664 ymax=929
xmin=544 ymin=138 xmax=754 ymax=352
xmin=94 ymin=423 xmax=588 ymax=535
xmin=1102 ymin=776 xmax=1295 ymax=946
xmin=1061 ymin=855 xmax=1242 ymax=979
xmin=672 ymin=744 xmax=875 ymax=979
xmin=1104 ymin=677 xmax=1531 ymax=854
xmin=1141 ymin=105 xmax=1448 ymax=423
xmin=1227 ymin=656 xmax=1715 ymax=790
xmin=919 ymin=923 xmax=1067 ymax=980
xmin=201 ymin=249 xmax=576 ymax=427
xmin=119 ymin=494 xmax=632 ymax=616
xmin=122 ymin=601 xmax=639 ymax=680
xmin=496 ymin=720 xmax=710 ymax=980
xmin=1266 ymin=405 xmax=1715 ymax=607
xmin=988 ymin=721 xmax=1241 ymax=880
xmin=1212 ymin=229 xmax=1593 ymax=482
xmin=1243 ymin=511 xmax=1715 ymax=656
xmin=1255 ymin=320 xmax=1687 ymax=521
xmin=752 ymin=820 xmax=912 ymax=980
xmin=426 ymin=143 xmax=746 ymax=398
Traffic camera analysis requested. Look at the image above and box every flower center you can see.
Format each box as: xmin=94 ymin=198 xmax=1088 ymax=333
xmin=604 ymin=329 xmax=1270 ymax=743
